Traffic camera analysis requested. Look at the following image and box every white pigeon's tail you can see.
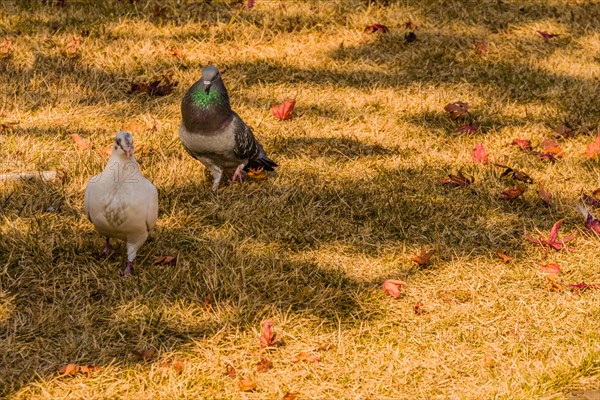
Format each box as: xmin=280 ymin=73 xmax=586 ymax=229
xmin=576 ymin=203 xmax=590 ymax=219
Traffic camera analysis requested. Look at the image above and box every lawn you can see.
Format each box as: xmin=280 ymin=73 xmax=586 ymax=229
xmin=1 ymin=0 xmax=599 ymax=399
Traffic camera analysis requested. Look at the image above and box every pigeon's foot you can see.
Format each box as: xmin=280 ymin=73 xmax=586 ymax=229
xmin=230 ymin=164 xmax=245 ymax=186
xmin=122 ymin=261 xmax=133 ymax=278
xmin=96 ymin=238 xmax=113 ymax=259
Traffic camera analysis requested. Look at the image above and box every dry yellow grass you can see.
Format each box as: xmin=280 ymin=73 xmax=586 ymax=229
xmin=1 ymin=0 xmax=600 ymax=399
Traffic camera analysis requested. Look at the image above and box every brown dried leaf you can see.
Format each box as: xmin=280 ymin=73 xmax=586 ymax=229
xmin=59 ymin=364 xmax=79 ymax=376
xmin=538 ymin=185 xmax=552 ymax=205
xmin=225 ymin=365 xmax=237 ymax=379
xmin=160 ymin=360 xmax=184 ymax=374
xmin=282 ymin=392 xmax=298 ymax=400
xmin=238 ymin=378 xmax=257 ymax=391
xmin=511 ymin=138 xmax=532 ymax=152
xmin=256 ymin=357 xmax=273 ymax=373
xmin=439 ymin=171 xmax=474 ymax=187
xmin=152 ymin=255 xmax=177 ymax=265
xmin=132 ymin=348 xmax=156 ymax=361
xmin=475 ymin=40 xmax=489 ymax=55
xmin=411 ymin=246 xmax=435 ymax=266
xmin=414 ymin=301 xmax=424 ymax=316
xmin=545 ymin=275 xmax=564 ymax=292
xmin=444 ymin=101 xmax=470 ymax=120
xmin=500 ymin=186 xmax=525 ymax=200
xmin=290 ymin=352 xmax=320 ymax=363
xmin=62 ymin=37 xmax=81 ymax=58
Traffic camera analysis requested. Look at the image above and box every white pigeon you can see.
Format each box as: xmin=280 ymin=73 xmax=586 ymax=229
xmin=84 ymin=131 xmax=158 ymax=277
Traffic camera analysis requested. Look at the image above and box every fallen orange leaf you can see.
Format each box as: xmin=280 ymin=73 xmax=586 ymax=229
xmin=238 ymin=378 xmax=257 ymax=391
xmin=247 ymin=167 xmax=268 ymax=180
xmin=540 ymin=263 xmax=561 ymax=275
xmin=497 ymin=251 xmax=511 ymax=263
xmin=225 ymin=365 xmax=237 ymax=378
xmin=289 ymin=352 xmax=320 ymax=363
xmin=282 ymin=392 xmax=298 ymax=400
xmin=70 ymin=133 xmax=92 ymax=149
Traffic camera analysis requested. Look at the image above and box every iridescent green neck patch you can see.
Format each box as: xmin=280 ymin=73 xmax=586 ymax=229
xmin=191 ymin=89 xmax=222 ymax=108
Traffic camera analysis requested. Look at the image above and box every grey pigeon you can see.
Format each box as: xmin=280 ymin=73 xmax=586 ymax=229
xmin=84 ymin=131 xmax=159 ymax=277
xmin=179 ymin=65 xmax=277 ymax=191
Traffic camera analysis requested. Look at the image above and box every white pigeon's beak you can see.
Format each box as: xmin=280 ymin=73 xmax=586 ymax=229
xmin=124 ymin=146 xmax=133 ymax=158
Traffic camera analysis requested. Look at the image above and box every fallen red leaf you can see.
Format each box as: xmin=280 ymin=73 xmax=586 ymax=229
xmin=540 ymin=263 xmax=561 ymax=275
xmin=411 ymin=246 xmax=435 ymax=266
xmin=540 ymin=138 xmax=565 ymax=159
xmin=247 ymin=0 xmax=256 ymax=9
xmin=497 ymin=251 xmax=511 ymax=263
xmin=569 ymin=282 xmax=600 ymax=291
xmin=511 ymin=138 xmax=532 ymax=152
xmin=272 ymin=97 xmax=296 ymax=120
xmin=382 ymin=279 xmax=407 ymax=299
xmin=70 ymin=133 xmax=92 ymax=149
xmin=500 ymin=186 xmax=525 ymax=200
xmin=472 ymin=143 xmax=489 ymax=164
xmin=289 ymin=352 xmax=320 ymax=363
xmin=537 ymin=31 xmax=559 ymax=41
xmin=238 ymin=378 xmax=257 ymax=391
xmin=256 ymin=357 xmax=273 ymax=373
xmin=526 ymin=218 xmax=577 ymax=251
xmin=364 ymin=24 xmax=389 ymax=33
xmin=259 ymin=319 xmax=279 ymax=348
xmin=584 ymin=134 xmax=600 ymax=158
xmin=439 ymin=171 xmax=474 ymax=187
xmin=444 ymin=101 xmax=470 ymax=120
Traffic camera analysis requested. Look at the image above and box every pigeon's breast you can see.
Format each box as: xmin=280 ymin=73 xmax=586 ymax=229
xmin=178 ymin=121 xmax=239 ymax=166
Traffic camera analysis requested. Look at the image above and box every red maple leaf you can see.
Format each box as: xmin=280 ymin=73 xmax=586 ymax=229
xmin=526 ymin=219 xmax=576 ymax=251
xmin=511 ymin=138 xmax=532 ymax=152
xmin=472 ymin=143 xmax=489 ymax=164
xmin=540 ymin=263 xmax=561 ymax=275
xmin=272 ymin=97 xmax=296 ymax=120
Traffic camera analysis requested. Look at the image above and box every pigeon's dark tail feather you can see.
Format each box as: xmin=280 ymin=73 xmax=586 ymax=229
xmin=245 ymin=156 xmax=278 ymax=172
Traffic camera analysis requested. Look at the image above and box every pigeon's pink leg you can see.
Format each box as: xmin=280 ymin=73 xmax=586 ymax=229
xmin=230 ymin=164 xmax=245 ymax=185
xmin=122 ymin=261 xmax=133 ymax=278
xmin=99 ymin=238 xmax=112 ymax=258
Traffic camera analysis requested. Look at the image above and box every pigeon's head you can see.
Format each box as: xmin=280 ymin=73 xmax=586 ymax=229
xmin=200 ymin=65 xmax=222 ymax=94
xmin=114 ymin=131 xmax=134 ymax=158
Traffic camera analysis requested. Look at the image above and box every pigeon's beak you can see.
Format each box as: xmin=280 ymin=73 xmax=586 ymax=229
xmin=203 ymin=80 xmax=211 ymax=94
xmin=124 ymin=146 xmax=133 ymax=158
